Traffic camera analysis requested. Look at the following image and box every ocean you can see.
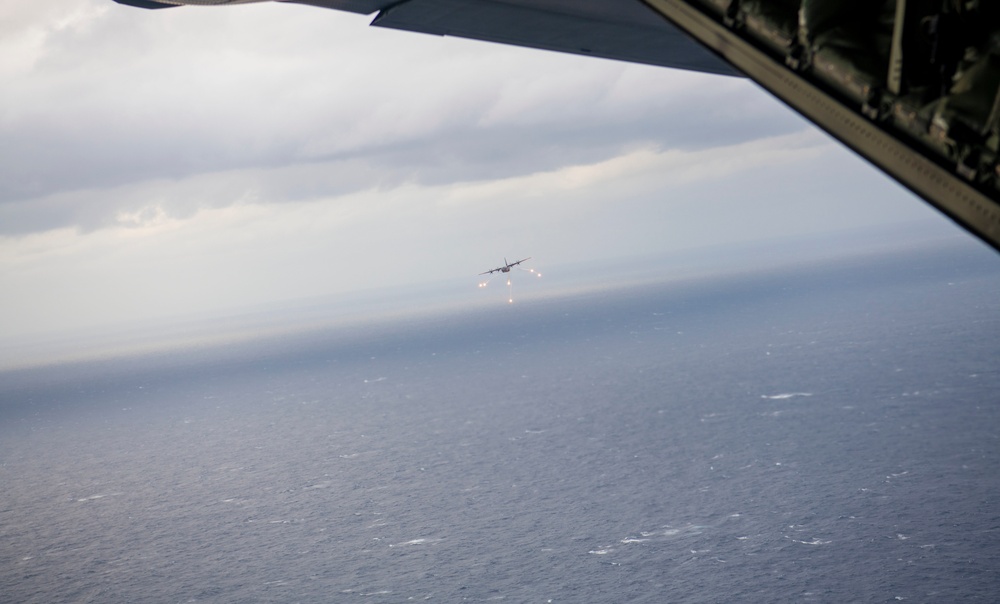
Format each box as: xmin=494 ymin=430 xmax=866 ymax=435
xmin=2 ymin=240 xmax=999 ymax=602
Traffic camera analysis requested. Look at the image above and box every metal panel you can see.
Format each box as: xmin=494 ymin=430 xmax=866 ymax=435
xmin=113 ymin=0 xmax=179 ymax=8
xmin=370 ymin=0 xmax=741 ymax=75
xmin=645 ymin=0 xmax=1000 ymax=250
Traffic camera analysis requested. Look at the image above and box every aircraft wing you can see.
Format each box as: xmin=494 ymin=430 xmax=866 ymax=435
xmin=113 ymin=0 xmax=740 ymax=75
xmin=113 ymin=0 xmax=1000 ymax=251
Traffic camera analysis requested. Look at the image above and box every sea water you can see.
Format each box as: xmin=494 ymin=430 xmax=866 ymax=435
xmin=1 ymin=240 xmax=999 ymax=602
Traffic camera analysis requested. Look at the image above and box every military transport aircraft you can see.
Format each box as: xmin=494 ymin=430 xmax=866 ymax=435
xmin=478 ymin=257 xmax=540 ymax=303
xmin=111 ymin=0 xmax=1000 ymax=252
xmin=479 ymin=258 xmax=532 ymax=276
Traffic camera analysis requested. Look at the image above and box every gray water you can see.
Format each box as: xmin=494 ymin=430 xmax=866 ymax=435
xmin=2 ymin=241 xmax=999 ymax=602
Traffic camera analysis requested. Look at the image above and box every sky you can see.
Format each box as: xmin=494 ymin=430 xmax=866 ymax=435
xmin=0 ymin=0 xmax=969 ymax=350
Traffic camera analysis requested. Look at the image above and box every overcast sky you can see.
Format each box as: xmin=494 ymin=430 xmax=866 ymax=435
xmin=1 ymin=0 xmax=965 ymax=345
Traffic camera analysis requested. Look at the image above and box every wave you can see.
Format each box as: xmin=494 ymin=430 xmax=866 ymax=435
xmin=389 ymin=538 xmax=443 ymax=547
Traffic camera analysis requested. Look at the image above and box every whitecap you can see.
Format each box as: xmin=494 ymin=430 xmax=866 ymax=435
xmin=761 ymin=392 xmax=813 ymax=400
xmin=792 ymin=538 xmax=831 ymax=545
xmin=389 ymin=538 xmax=442 ymax=547
xmin=589 ymin=549 xmax=612 ymax=555
xmin=620 ymin=538 xmax=649 ymax=544
xmin=76 ymin=492 xmax=121 ymax=502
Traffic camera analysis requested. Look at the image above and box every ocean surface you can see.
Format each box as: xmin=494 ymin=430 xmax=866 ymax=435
xmin=2 ymin=240 xmax=999 ymax=602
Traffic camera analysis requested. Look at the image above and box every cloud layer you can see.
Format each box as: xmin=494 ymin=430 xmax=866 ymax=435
xmin=0 ymin=0 xmax=948 ymax=339
xmin=1 ymin=1 xmax=805 ymax=232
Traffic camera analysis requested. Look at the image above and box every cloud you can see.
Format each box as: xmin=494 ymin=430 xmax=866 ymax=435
xmin=0 ymin=120 xmax=824 ymax=238
xmin=0 ymin=0 xmax=949 ymax=345
xmin=1 ymin=0 xmax=806 ymax=235
xmin=1 ymin=124 xmax=942 ymax=339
